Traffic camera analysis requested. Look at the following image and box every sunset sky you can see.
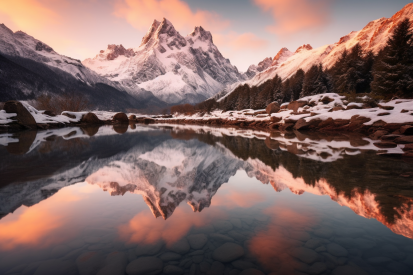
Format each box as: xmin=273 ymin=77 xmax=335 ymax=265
xmin=0 ymin=0 xmax=411 ymax=71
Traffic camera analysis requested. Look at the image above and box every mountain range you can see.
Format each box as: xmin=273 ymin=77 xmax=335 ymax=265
xmin=0 ymin=4 xmax=412 ymax=110
xmin=221 ymin=3 xmax=413 ymax=98
xmin=83 ymin=19 xmax=246 ymax=104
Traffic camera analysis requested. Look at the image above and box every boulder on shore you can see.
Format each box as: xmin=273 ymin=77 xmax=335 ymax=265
xmin=4 ymin=101 xmax=37 ymax=128
xmin=394 ymin=136 xmax=413 ymax=144
xmin=288 ymin=100 xmax=307 ymax=112
xmin=113 ymin=113 xmax=129 ymax=123
xmin=266 ymin=102 xmax=280 ymax=114
xmin=81 ymin=112 xmax=104 ymax=124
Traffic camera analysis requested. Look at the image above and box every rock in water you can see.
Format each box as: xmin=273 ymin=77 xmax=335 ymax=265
xmin=212 ymin=243 xmax=244 ymax=263
xmin=207 ymin=261 xmax=225 ymax=275
xmin=113 ymin=112 xmax=129 ymax=123
xmin=289 ymin=247 xmax=319 ymax=264
xmin=113 ymin=124 xmax=128 ymax=134
xmin=187 ymin=234 xmax=208 ymax=250
xmin=167 ymin=238 xmax=190 ymax=254
xmin=4 ymin=100 xmax=36 ymax=128
xmin=159 ymin=252 xmax=181 ymax=261
xmin=266 ymin=102 xmax=280 ymax=114
xmin=326 ymin=243 xmax=348 ymax=257
xmin=126 ymin=257 xmax=163 ymax=275
xmin=135 ymin=241 xmax=163 ymax=257
xmin=97 ymin=251 xmax=128 ymax=275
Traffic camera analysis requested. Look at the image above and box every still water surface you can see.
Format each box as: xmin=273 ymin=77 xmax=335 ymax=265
xmin=0 ymin=125 xmax=413 ymax=275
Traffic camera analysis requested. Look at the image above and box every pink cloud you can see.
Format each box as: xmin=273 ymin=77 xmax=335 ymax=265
xmin=253 ymin=0 xmax=332 ymax=35
xmin=0 ymin=0 xmax=58 ymax=31
xmin=114 ymin=0 xmax=230 ymax=34
xmin=214 ymin=32 xmax=269 ymax=51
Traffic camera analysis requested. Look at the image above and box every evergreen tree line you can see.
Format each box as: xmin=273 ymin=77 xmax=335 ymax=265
xmin=171 ymin=19 xmax=413 ymax=114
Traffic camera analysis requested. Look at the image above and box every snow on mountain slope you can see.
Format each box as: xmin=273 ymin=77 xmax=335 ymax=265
xmin=224 ymin=3 xmax=413 ymax=97
xmin=0 ymin=24 xmax=123 ymax=89
xmin=83 ymin=19 xmax=246 ymax=104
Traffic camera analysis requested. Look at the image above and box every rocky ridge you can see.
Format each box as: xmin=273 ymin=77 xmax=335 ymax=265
xmin=243 ymin=57 xmax=273 ymax=79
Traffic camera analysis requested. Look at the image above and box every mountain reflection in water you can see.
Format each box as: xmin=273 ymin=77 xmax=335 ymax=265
xmin=0 ymin=125 xmax=413 ymax=275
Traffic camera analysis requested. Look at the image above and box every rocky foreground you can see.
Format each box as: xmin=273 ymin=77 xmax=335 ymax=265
xmin=1 ymin=93 xmax=413 ymax=158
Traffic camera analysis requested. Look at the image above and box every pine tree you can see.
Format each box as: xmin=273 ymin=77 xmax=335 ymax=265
xmin=301 ymin=64 xmax=331 ymax=97
xmin=289 ymin=69 xmax=305 ymax=100
xmin=331 ymin=44 xmax=374 ymax=94
xmin=301 ymin=65 xmax=318 ymax=97
xmin=371 ymin=18 xmax=413 ymax=98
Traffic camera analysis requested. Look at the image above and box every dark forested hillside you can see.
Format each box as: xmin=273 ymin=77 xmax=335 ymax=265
xmin=0 ymin=54 xmax=166 ymax=112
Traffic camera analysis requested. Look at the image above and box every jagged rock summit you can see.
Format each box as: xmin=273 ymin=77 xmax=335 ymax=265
xmin=83 ymin=18 xmax=246 ymax=104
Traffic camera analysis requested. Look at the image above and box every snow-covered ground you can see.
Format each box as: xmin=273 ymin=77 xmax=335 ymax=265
xmin=270 ymin=93 xmax=413 ymax=125
xmin=157 ymin=93 xmax=413 ymax=129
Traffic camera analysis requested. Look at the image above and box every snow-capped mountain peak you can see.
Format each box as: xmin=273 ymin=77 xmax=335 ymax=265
xmin=83 ymin=18 xmax=245 ymax=104
xmin=140 ymin=19 xmax=161 ymax=47
xmin=188 ymin=26 xmax=213 ymax=43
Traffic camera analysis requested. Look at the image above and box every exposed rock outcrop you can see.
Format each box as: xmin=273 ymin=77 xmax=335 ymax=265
xmin=4 ymin=100 xmax=36 ymax=129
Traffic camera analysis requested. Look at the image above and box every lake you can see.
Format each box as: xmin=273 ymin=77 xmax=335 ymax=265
xmin=0 ymin=124 xmax=412 ymax=275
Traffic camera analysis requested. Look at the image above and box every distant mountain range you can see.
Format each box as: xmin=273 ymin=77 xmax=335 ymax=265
xmin=0 ymin=4 xmax=412 ymax=111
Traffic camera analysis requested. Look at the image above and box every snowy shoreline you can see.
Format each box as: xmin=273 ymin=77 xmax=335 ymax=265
xmin=1 ymin=94 xmax=413 ymax=159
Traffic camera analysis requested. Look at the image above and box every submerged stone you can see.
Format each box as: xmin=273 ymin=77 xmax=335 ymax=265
xmin=212 ymin=243 xmax=244 ymax=263
xmin=187 ymin=234 xmax=208 ymax=249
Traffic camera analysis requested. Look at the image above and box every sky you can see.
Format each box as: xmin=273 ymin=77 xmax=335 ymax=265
xmin=0 ymin=0 xmax=411 ymax=71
